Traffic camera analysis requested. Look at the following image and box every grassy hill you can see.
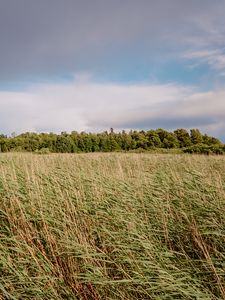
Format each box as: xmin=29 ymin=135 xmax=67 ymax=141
xmin=0 ymin=153 xmax=225 ymax=299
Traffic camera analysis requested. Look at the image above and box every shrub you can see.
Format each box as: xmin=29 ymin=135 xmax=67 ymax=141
xmin=35 ymin=147 xmax=51 ymax=154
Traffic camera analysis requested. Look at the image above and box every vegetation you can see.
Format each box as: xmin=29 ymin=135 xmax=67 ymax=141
xmin=0 ymin=153 xmax=225 ymax=299
xmin=0 ymin=128 xmax=224 ymax=154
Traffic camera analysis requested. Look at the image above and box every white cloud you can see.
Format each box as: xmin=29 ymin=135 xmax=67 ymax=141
xmin=0 ymin=78 xmax=225 ymax=140
xmin=181 ymin=2 xmax=225 ymax=75
xmin=184 ymin=50 xmax=225 ymax=73
xmin=0 ymin=79 xmax=190 ymax=133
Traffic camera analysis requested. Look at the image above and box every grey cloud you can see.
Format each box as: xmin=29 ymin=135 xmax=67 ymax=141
xmin=0 ymin=0 xmax=222 ymax=82
xmin=96 ymin=116 xmax=217 ymax=132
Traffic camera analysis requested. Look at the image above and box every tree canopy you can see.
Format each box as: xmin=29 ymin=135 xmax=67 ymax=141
xmin=0 ymin=128 xmax=224 ymax=154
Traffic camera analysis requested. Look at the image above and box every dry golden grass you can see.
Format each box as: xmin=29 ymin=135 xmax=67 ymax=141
xmin=0 ymin=153 xmax=225 ymax=299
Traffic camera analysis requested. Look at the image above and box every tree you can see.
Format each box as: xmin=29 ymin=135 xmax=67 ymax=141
xmin=190 ymin=129 xmax=203 ymax=144
xmin=146 ymin=130 xmax=162 ymax=148
xmin=162 ymin=132 xmax=179 ymax=148
xmin=174 ymin=129 xmax=192 ymax=147
xmin=0 ymin=128 xmax=222 ymax=153
xmin=203 ymin=134 xmax=221 ymax=146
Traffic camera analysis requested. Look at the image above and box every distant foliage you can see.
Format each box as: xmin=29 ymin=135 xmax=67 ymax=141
xmin=0 ymin=128 xmax=224 ymax=154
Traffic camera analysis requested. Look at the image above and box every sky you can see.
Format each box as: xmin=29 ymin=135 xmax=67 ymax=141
xmin=0 ymin=0 xmax=225 ymax=139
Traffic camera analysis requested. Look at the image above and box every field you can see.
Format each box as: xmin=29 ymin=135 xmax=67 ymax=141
xmin=0 ymin=153 xmax=225 ymax=300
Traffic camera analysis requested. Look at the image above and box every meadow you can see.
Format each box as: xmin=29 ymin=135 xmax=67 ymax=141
xmin=0 ymin=153 xmax=225 ymax=299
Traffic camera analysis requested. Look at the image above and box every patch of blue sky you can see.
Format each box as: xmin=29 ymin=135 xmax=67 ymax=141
xmin=152 ymin=61 xmax=214 ymax=90
xmin=0 ymin=81 xmax=30 ymax=92
xmin=0 ymin=73 xmax=75 ymax=91
xmin=81 ymin=58 xmax=213 ymax=91
xmin=0 ymin=52 xmax=217 ymax=92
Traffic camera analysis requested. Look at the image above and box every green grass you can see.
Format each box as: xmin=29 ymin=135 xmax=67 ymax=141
xmin=0 ymin=153 xmax=225 ymax=299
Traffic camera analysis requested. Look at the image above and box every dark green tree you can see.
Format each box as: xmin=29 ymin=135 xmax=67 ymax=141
xmin=174 ymin=128 xmax=192 ymax=147
xmin=190 ymin=129 xmax=203 ymax=144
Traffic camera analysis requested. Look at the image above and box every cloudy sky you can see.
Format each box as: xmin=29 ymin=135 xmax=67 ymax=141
xmin=0 ymin=0 xmax=225 ymax=139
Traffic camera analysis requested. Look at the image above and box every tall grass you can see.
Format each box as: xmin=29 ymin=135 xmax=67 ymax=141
xmin=0 ymin=153 xmax=225 ymax=299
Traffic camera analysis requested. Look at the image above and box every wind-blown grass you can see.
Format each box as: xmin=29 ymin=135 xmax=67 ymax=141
xmin=0 ymin=153 xmax=225 ymax=299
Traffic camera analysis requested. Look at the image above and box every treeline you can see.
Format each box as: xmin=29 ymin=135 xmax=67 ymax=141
xmin=0 ymin=128 xmax=224 ymax=154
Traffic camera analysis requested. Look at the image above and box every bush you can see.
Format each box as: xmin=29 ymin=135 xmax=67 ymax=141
xmin=35 ymin=147 xmax=51 ymax=154
xmin=183 ymin=143 xmax=225 ymax=155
